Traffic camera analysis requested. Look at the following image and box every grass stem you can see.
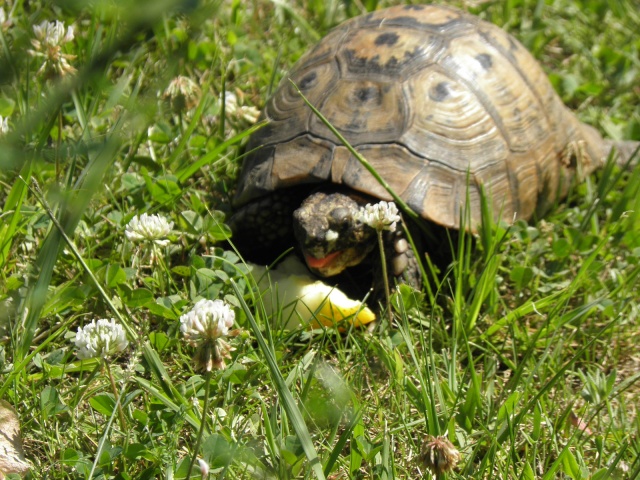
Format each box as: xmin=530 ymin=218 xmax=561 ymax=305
xmin=104 ymin=360 xmax=127 ymax=433
xmin=186 ymin=370 xmax=213 ymax=479
xmin=377 ymin=230 xmax=393 ymax=325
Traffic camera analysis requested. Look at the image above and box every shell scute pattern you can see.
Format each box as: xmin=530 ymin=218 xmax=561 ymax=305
xmin=310 ymin=79 xmax=407 ymax=142
xmin=235 ymin=4 xmax=605 ymax=229
xmin=271 ymin=135 xmax=335 ymax=185
xmin=402 ymin=68 xmax=509 ymax=167
xmin=338 ymin=27 xmax=437 ymax=78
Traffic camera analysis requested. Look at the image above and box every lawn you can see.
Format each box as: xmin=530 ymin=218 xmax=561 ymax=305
xmin=0 ymin=0 xmax=639 ymax=478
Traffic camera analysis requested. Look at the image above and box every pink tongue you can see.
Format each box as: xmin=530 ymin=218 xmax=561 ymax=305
xmin=306 ymin=251 xmax=341 ymax=269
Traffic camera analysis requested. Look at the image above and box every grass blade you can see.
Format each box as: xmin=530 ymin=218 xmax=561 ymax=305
xmin=0 ymin=161 xmax=32 ymax=269
xmin=231 ymin=279 xmax=327 ymax=480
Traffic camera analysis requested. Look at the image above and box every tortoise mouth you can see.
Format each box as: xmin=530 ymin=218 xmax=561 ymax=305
xmin=305 ymin=251 xmax=343 ymax=271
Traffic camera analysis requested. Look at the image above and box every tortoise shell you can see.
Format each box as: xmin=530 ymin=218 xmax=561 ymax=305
xmin=235 ymin=4 xmax=606 ymax=229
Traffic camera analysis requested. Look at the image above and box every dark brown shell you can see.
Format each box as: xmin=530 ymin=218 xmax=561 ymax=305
xmin=235 ymin=4 xmax=606 ymax=229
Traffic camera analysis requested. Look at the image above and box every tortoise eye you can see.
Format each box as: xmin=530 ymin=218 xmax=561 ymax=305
xmin=330 ymin=207 xmax=351 ymax=228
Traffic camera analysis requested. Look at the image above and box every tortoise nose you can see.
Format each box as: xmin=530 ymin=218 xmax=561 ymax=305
xmin=304 ymin=240 xmax=330 ymax=258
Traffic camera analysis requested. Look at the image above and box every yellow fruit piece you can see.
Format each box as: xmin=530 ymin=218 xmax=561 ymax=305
xmin=250 ymin=256 xmax=376 ymax=329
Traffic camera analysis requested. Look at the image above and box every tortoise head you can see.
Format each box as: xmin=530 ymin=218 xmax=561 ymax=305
xmin=293 ymin=191 xmax=376 ymax=277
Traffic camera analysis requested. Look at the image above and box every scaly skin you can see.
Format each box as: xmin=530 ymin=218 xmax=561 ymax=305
xmin=293 ymin=191 xmax=421 ymax=289
xmin=293 ymin=192 xmax=376 ymax=277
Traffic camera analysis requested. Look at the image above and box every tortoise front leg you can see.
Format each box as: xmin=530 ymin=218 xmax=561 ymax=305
xmin=387 ymin=228 xmax=422 ymax=289
xmin=372 ymin=227 xmax=422 ymax=300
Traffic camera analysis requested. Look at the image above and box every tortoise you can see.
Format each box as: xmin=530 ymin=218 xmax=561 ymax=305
xmin=231 ymin=4 xmax=638 ymax=290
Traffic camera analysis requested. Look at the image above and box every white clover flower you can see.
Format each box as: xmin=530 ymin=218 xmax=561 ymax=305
xmin=358 ymin=200 xmax=401 ymax=232
xmin=164 ymin=75 xmax=201 ymax=112
xmin=180 ymin=299 xmax=238 ymax=371
xmin=29 ymin=20 xmax=77 ymax=78
xmin=223 ymin=91 xmax=260 ymax=123
xmin=125 ymin=213 xmax=174 ymax=246
xmin=74 ymin=318 xmax=129 ymax=360
xmin=180 ymin=299 xmax=235 ymax=345
xmin=0 ymin=7 xmax=13 ymax=30
xmin=223 ymin=91 xmax=239 ymax=114
xmin=419 ymin=435 xmax=461 ymax=475
xmin=0 ymin=116 xmax=8 ymax=135
xmin=33 ymin=20 xmax=75 ymax=46
xmin=239 ymin=105 xmax=260 ymax=123
xmin=198 ymin=458 xmax=210 ymax=477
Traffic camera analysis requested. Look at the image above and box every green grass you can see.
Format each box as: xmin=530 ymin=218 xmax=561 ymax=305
xmin=1 ymin=0 xmax=639 ymax=478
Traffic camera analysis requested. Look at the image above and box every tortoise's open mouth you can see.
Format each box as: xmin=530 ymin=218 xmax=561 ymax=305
xmin=304 ymin=246 xmax=372 ymax=277
xmin=305 ymin=251 xmax=343 ymax=270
